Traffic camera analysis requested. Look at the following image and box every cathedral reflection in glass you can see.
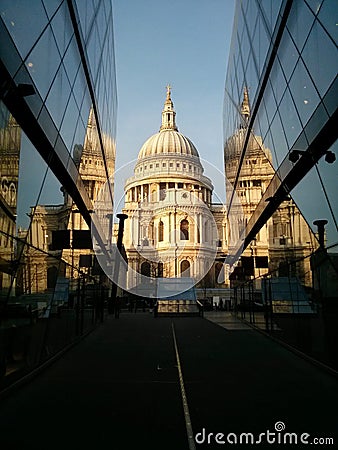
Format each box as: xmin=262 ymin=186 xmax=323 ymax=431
xmin=0 ymin=1 xmax=116 ymax=382
xmin=224 ymin=0 xmax=338 ymax=370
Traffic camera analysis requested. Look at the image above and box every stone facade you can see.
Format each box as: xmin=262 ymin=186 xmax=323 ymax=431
xmin=122 ymin=86 xmax=228 ymax=290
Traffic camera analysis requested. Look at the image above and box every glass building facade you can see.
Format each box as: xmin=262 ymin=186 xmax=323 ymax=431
xmin=224 ymin=0 xmax=337 ymax=369
xmin=0 ymin=1 xmax=116 ymax=386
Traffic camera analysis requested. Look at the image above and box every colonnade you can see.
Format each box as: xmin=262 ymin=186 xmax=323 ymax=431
xmin=126 ymin=182 xmax=212 ymax=204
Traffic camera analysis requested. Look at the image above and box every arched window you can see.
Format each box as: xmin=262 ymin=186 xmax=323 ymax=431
xmin=141 ymin=262 xmax=151 ymax=277
xmin=158 ymin=220 xmax=164 ymax=242
xmin=180 ymin=219 xmax=189 ymax=240
xmin=143 ymin=237 xmax=149 ymax=246
xmin=180 ymin=260 xmax=190 ymax=277
xmin=204 ymin=220 xmax=209 ymax=242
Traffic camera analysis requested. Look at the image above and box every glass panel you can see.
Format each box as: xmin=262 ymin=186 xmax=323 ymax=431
xmin=50 ymin=0 xmax=74 ymax=57
xmin=259 ymin=0 xmax=283 ymax=35
xmin=0 ymin=105 xmax=21 ymax=299
xmin=263 ymin=128 xmax=279 ymax=170
xmin=323 ymin=76 xmax=338 ymax=117
xmin=25 ymin=25 xmax=61 ymax=101
xmin=252 ymin=12 xmax=270 ymax=78
xmin=246 ymin=0 xmax=258 ymax=33
xmin=86 ymin=22 xmax=99 ymax=83
xmin=54 ymin=135 xmax=73 ymax=175
xmin=16 ymin=134 xmax=63 ymax=231
xmin=314 ymin=141 xmax=338 ymax=247
xmin=13 ymin=64 xmax=43 ymax=119
xmin=277 ymin=29 xmax=300 ymax=82
xmin=278 ymin=86 xmax=302 ymax=148
xmin=245 ymin=51 xmax=259 ymax=101
xmin=59 ymin=93 xmax=80 ymax=153
xmin=290 ymin=140 xmax=338 ymax=248
xmin=70 ymin=116 xmax=86 ymax=161
xmin=45 ymin=63 xmax=72 ymax=132
xmin=62 ymin=35 xmax=81 ymax=90
xmin=301 ymin=19 xmax=338 ymax=98
xmin=318 ymin=0 xmax=338 ymax=43
xmin=263 ymin=84 xmax=277 ymax=128
xmin=239 ymin=21 xmax=250 ymax=66
xmin=0 ymin=0 xmax=49 ymax=61
xmin=255 ymin=98 xmax=269 ymax=142
xmin=304 ymin=0 xmax=324 ymax=16
xmin=268 ymin=110 xmax=289 ymax=167
xmin=270 ymin=58 xmax=287 ymax=106
xmin=289 ymin=58 xmax=320 ymax=126
xmin=42 ymin=0 xmax=63 ymax=19
xmin=79 ymin=89 xmax=92 ymax=130
xmin=75 ymin=0 xmax=94 ymax=42
xmin=95 ymin=0 xmax=108 ymax=48
xmin=37 ymin=106 xmax=59 ymax=146
xmin=286 ymin=0 xmax=315 ymax=53
xmin=234 ymin=53 xmax=244 ymax=105
xmin=0 ymin=19 xmax=23 ymax=78
xmin=304 ymin=102 xmax=329 ymax=145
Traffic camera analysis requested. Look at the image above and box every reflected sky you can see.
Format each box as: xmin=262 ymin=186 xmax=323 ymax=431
xmin=16 ymin=134 xmax=63 ymax=230
xmin=291 ymin=140 xmax=338 ymax=247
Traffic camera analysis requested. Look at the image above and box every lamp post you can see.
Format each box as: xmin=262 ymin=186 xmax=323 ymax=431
xmin=313 ymin=219 xmax=328 ymax=249
xmin=109 ymin=213 xmax=128 ymax=317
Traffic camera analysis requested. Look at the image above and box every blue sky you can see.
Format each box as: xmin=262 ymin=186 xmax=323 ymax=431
xmin=113 ymin=0 xmax=236 ymax=206
xmin=16 ymin=1 xmax=235 ymax=229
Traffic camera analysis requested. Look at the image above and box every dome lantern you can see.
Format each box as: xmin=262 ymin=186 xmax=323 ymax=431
xmin=160 ymin=84 xmax=178 ymax=132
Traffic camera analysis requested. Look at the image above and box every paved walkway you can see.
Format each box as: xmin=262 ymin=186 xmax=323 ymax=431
xmin=204 ymin=311 xmax=253 ymax=330
xmin=0 ymin=312 xmax=337 ymax=449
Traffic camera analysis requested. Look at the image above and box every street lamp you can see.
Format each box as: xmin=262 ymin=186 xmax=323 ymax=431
xmin=109 ymin=213 xmax=128 ymax=316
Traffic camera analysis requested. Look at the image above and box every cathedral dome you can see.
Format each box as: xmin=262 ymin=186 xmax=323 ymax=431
xmin=125 ymin=86 xmax=213 ymax=197
xmin=138 ymin=129 xmax=199 ymax=159
xmin=137 ymin=85 xmax=199 ymax=161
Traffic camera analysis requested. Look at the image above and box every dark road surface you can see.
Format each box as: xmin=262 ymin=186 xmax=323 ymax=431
xmin=0 ymin=313 xmax=337 ymax=450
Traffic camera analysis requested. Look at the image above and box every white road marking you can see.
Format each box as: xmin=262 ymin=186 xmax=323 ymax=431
xmin=171 ymin=322 xmax=196 ymax=450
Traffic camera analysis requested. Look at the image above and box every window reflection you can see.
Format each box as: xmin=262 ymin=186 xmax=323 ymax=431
xmin=26 ymin=25 xmax=61 ymax=101
xmin=291 ymin=143 xmax=337 ymax=247
xmin=270 ymin=59 xmax=287 ymax=106
xmin=318 ymin=0 xmax=338 ymax=42
xmin=60 ymin=94 xmax=80 ymax=151
xmin=0 ymin=0 xmax=49 ymax=61
xmin=278 ymin=87 xmax=302 ymax=148
xmin=0 ymin=108 xmax=20 ymax=296
xmin=289 ymin=58 xmax=320 ymax=126
xmin=0 ymin=0 xmax=116 ymax=386
xmin=252 ymin=13 xmax=270 ymax=79
xmin=277 ymin=29 xmax=299 ymax=82
xmin=287 ymin=0 xmax=315 ymax=52
xmin=301 ymin=19 xmax=338 ymax=98
xmin=50 ymin=0 xmax=73 ymax=56
xmin=267 ymin=110 xmax=288 ymax=167
xmin=45 ymin=63 xmax=72 ymax=131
